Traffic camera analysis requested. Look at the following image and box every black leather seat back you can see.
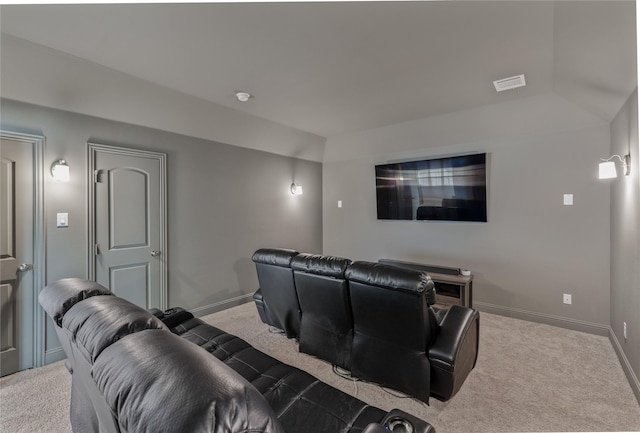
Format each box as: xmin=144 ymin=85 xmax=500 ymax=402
xmin=346 ymin=261 xmax=435 ymax=402
xmin=39 ymin=277 xmax=113 ymax=326
xmin=93 ymin=330 xmax=286 ymax=433
xmin=62 ymin=295 xmax=167 ymax=363
xmin=40 ymin=278 xmax=437 ymax=433
xmin=40 ymin=278 xmax=286 ymax=433
xmin=252 ymin=248 xmax=300 ymax=338
xmin=291 ymin=253 xmax=353 ymax=369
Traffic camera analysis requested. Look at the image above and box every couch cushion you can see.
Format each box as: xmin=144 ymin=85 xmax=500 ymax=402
xmin=93 ymin=329 xmax=285 ymax=433
xmin=174 ymin=318 xmax=387 ymax=433
xmin=62 ymin=295 xmax=166 ymax=363
xmin=290 ymin=253 xmax=351 ymax=278
xmin=251 ymin=248 xmax=299 ymax=267
xmin=38 ymin=278 xmax=113 ymax=326
xmin=345 ymin=261 xmax=434 ymax=296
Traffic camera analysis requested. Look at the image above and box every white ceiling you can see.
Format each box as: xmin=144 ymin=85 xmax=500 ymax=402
xmin=0 ymin=1 xmax=636 ymax=138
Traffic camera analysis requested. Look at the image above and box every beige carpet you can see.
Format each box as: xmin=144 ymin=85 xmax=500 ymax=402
xmin=1 ymin=303 xmax=639 ymax=432
xmin=202 ymin=303 xmax=640 ymax=433
xmin=0 ymin=359 xmax=71 ymax=433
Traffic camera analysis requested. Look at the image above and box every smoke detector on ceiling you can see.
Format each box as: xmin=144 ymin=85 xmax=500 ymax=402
xmin=235 ymin=91 xmax=252 ymax=102
xmin=493 ymin=74 xmax=526 ymax=92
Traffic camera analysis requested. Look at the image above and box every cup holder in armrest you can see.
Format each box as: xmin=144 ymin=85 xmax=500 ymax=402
xmin=381 ymin=409 xmax=434 ymax=433
xmin=153 ymin=307 xmax=195 ymax=329
xmin=148 ymin=308 xmax=165 ymax=319
xmin=385 ymin=416 xmax=414 ymax=433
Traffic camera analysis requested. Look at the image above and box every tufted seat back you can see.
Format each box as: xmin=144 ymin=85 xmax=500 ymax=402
xmin=39 ymin=278 xmax=285 ymax=433
xmin=93 ymin=330 xmax=284 ymax=433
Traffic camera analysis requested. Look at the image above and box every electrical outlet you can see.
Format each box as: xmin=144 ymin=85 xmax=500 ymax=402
xmin=563 ymin=294 xmax=572 ymax=305
xmin=623 ymin=322 xmax=627 ymax=340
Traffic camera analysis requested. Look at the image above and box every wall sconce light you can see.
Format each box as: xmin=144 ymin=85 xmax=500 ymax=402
xmin=290 ymin=183 xmax=303 ymax=195
xmin=51 ymin=159 xmax=70 ymax=182
xmin=598 ymin=154 xmax=630 ymax=179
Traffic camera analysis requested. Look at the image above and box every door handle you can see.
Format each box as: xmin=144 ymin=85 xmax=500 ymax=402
xmin=150 ymin=250 xmax=162 ymax=257
xmin=17 ymin=264 xmax=33 ymax=272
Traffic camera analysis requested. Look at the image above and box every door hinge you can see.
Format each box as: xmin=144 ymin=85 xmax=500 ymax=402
xmin=95 ymin=243 xmax=100 ymax=255
xmin=94 ymin=169 xmax=103 ymax=183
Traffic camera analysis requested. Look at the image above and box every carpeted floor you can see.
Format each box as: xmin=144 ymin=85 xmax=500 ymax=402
xmin=1 ymin=302 xmax=639 ymax=432
xmin=0 ymin=358 xmax=71 ymax=433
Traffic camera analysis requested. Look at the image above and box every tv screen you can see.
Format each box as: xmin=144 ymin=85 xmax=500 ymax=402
xmin=375 ymin=153 xmax=487 ymax=222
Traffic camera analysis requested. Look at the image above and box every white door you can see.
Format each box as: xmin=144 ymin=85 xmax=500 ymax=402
xmin=0 ymin=133 xmax=45 ymax=376
xmin=89 ymin=143 xmax=167 ymax=309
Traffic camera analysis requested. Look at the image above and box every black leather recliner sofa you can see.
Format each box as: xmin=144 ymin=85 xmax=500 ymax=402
xmin=252 ymin=248 xmax=480 ymax=403
xmin=346 ymin=261 xmax=435 ymax=403
xmin=252 ymin=248 xmax=301 ymax=338
xmin=39 ymin=278 xmax=435 ymax=433
xmin=291 ymin=253 xmax=354 ymax=370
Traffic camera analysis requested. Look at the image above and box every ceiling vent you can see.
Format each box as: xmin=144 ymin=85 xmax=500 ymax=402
xmin=493 ymin=74 xmax=526 ymax=92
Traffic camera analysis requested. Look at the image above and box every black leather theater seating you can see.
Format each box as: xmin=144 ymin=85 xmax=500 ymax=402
xmin=39 ymin=278 xmax=435 ymax=433
xmin=291 ymin=253 xmax=354 ymax=370
xmin=252 ymin=248 xmax=480 ymax=403
xmin=346 ymin=261 xmax=435 ymax=403
xmin=252 ymin=248 xmax=301 ymax=338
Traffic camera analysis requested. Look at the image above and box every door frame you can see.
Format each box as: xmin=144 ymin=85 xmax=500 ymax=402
xmin=87 ymin=142 xmax=168 ymax=308
xmin=0 ymin=130 xmax=46 ymax=369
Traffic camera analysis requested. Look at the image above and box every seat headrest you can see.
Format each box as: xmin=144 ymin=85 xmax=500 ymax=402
xmin=93 ymin=330 xmax=285 ymax=433
xmin=62 ymin=295 xmax=167 ymax=363
xmin=38 ymin=278 xmax=113 ymax=326
xmin=251 ymin=248 xmax=298 ymax=267
xmin=290 ymin=253 xmax=352 ymax=278
xmin=345 ymin=261 xmax=434 ymax=295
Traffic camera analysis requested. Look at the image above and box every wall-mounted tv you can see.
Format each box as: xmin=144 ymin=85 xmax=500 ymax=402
xmin=375 ymin=153 xmax=487 ymax=222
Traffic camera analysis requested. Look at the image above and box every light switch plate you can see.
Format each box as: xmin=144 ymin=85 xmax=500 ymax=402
xmin=57 ymin=213 xmax=69 ymax=228
xmin=563 ymin=194 xmax=573 ymax=206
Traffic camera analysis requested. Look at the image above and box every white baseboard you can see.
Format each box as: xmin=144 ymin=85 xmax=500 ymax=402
xmin=474 ymin=301 xmax=639 ymax=405
xmin=609 ymin=327 xmax=640 ymax=405
xmin=190 ymin=293 xmax=254 ymax=318
xmin=474 ymin=301 xmax=610 ymax=336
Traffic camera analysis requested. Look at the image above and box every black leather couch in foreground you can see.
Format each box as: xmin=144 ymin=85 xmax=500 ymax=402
xmin=252 ymin=248 xmax=480 ymax=403
xmin=39 ymin=278 xmax=435 ymax=433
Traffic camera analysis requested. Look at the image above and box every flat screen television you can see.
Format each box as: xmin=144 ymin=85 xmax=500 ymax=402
xmin=375 ymin=153 xmax=487 ymax=222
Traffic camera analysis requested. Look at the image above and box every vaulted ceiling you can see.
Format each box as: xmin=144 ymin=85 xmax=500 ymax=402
xmin=0 ymin=1 xmax=636 ymax=138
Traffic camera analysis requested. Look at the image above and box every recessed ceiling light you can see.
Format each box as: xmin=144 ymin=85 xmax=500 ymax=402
xmin=493 ymin=74 xmax=526 ymax=92
xmin=235 ymin=91 xmax=252 ymax=102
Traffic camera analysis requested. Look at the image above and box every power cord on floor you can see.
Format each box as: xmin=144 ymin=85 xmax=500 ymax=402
xmin=379 ymin=386 xmax=429 ymax=408
xmin=332 ymin=365 xmax=359 ymax=397
xmin=268 ymin=326 xmax=286 ymax=335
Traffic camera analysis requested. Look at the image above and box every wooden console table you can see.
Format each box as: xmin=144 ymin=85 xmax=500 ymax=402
xmin=378 ymin=259 xmax=473 ymax=308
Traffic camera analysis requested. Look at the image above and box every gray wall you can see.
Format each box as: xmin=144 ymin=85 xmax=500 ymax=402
xmin=1 ymin=34 xmax=326 ymax=162
xmin=610 ymin=88 xmax=640 ymax=399
xmin=1 ymin=98 xmax=323 ymax=360
xmin=323 ymin=93 xmax=612 ymax=334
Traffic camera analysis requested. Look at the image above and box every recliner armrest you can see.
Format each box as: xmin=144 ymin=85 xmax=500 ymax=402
xmin=364 ymin=409 xmax=436 ymax=433
xmin=429 ymin=305 xmax=479 ymax=369
xmin=428 ymin=305 xmax=479 ymax=400
xmin=362 ymin=424 xmax=387 ymax=433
